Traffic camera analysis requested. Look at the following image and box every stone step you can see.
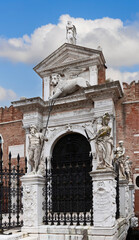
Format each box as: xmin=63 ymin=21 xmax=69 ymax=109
xmin=0 ymin=232 xmax=38 ymax=240
xmin=0 ymin=232 xmax=25 ymax=240
xmin=21 ymin=237 xmax=38 ymax=240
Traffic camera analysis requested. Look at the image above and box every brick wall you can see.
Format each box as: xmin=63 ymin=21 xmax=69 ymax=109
xmin=0 ymin=105 xmax=25 ymax=169
xmin=115 ymin=80 xmax=139 ymax=221
xmin=98 ymin=66 xmax=106 ymax=84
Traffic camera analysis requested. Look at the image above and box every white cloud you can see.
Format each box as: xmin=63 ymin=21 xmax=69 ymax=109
xmin=106 ymin=68 xmax=139 ymax=84
xmin=0 ymin=14 xmax=139 ymax=83
xmin=0 ymin=86 xmax=17 ymax=101
xmin=0 ymin=14 xmax=139 ymax=66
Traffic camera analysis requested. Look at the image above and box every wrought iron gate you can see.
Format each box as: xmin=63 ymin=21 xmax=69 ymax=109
xmin=0 ymin=150 xmax=27 ymax=233
xmin=44 ymin=133 xmax=93 ymax=225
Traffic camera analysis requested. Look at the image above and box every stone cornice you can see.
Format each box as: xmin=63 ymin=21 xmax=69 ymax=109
xmin=85 ymin=81 xmax=123 ymax=102
xmin=12 ymin=81 xmax=123 ymax=114
xmin=38 ymin=56 xmax=104 ymax=78
xmin=33 ymin=43 xmax=106 ymax=78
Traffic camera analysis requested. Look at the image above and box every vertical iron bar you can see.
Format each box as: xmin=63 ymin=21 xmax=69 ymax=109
xmin=77 ymin=162 xmax=79 ymax=225
xmin=83 ymin=167 xmax=86 ymax=226
xmin=116 ymin=162 xmax=120 ymax=219
xmin=70 ymin=160 xmax=73 ymax=226
xmin=0 ymin=149 xmax=3 ymax=234
xmin=8 ymin=152 xmax=12 ymax=229
xmin=90 ymin=177 xmax=93 ymax=226
xmin=25 ymin=157 xmax=27 ymax=174
xmin=16 ymin=154 xmax=20 ymax=226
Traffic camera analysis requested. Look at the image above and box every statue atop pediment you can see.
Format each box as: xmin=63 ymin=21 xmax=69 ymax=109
xmin=66 ymin=21 xmax=77 ymax=45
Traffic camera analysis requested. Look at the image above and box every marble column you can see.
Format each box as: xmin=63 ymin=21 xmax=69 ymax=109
xmin=90 ymin=169 xmax=116 ymax=227
xmin=21 ymin=174 xmax=45 ymax=227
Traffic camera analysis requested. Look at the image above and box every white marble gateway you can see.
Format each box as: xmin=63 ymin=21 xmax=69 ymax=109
xmin=11 ymin=25 xmax=136 ymax=240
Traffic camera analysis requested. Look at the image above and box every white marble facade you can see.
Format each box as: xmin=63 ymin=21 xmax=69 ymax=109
xmin=12 ymin=43 xmax=136 ymax=240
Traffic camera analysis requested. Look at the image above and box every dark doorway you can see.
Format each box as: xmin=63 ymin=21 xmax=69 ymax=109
xmin=52 ymin=133 xmax=92 ymax=214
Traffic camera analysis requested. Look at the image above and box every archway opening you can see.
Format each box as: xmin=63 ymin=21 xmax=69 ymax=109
xmin=51 ymin=133 xmax=92 ymax=213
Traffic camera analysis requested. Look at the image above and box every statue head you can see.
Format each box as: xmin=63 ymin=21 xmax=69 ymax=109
xmin=119 ymin=140 xmax=124 ymax=147
xmin=30 ymin=124 xmax=37 ymax=134
xmin=102 ymin=112 xmax=110 ymax=126
xmin=51 ymin=73 xmax=60 ymax=86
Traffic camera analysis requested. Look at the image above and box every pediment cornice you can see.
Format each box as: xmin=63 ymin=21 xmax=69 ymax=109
xmin=33 ymin=43 xmax=106 ymax=78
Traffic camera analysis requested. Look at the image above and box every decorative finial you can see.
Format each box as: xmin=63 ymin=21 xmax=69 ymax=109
xmin=66 ymin=21 xmax=77 ymax=45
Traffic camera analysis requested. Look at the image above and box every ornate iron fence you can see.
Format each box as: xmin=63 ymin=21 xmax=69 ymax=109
xmin=43 ymin=161 xmax=93 ymax=226
xmin=43 ymin=133 xmax=93 ymax=226
xmin=0 ymin=150 xmax=27 ymax=233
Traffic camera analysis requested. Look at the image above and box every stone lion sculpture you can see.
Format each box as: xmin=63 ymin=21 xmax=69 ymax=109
xmin=50 ymin=73 xmax=90 ymax=99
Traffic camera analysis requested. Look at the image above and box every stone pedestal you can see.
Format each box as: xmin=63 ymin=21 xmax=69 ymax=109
xmin=21 ymin=174 xmax=45 ymax=227
xmin=129 ymin=183 xmax=134 ymax=216
xmin=119 ymin=179 xmax=129 ymax=218
xmin=90 ymin=169 xmax=116 ymax=228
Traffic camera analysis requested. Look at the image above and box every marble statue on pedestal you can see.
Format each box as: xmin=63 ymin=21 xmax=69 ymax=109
xmin=125 ymin=156 xmax=133 ymax=183
xmin=28 ymin=125 xmax=48 ymax=174
xmin=114 ymin=141 xmax=126 ymax=179
xmin=90 ymin=113 xmax=113 ymax=169
xmin=66 ymin=21 xmax=77 ymax=45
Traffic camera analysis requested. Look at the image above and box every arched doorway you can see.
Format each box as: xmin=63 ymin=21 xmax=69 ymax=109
xmin=46 ymin=133 xmax=93 ymax=225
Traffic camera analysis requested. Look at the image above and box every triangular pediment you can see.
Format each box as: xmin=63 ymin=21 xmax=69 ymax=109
xmin=34 ymin=43 xmax=105 ymax=78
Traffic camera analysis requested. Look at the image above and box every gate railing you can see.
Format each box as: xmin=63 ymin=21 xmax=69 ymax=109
xmin=0 ymin=149 xmax=27 ymax=233
xmin=43 ymin=156 xmax=93 ymax=226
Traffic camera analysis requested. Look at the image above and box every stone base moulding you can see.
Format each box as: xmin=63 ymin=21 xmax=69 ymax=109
xmin=0 ymin=219 xmax=131 ymax=240
xmin=21 ymin=220 xmax=129 ymax=240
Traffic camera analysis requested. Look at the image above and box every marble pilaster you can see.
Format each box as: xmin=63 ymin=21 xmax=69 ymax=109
xmin=90 ymin=170 xmax=117 ymax=228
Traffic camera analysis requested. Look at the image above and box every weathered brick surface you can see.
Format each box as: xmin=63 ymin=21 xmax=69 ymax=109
xmin=116 ymin=81 xmax=139 ymax=219
xmin=0 ymin=105 xmax=25 ymax=168
xmin=98 ymin=66 xmax=106 ymax=84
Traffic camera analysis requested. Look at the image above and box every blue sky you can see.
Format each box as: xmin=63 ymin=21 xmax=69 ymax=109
xmin=0 ymin=0 xmax=139 ymax=107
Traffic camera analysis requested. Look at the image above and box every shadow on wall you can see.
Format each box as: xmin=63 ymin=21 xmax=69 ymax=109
xmin=126 ymin=227 xmax=139 ymax=240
